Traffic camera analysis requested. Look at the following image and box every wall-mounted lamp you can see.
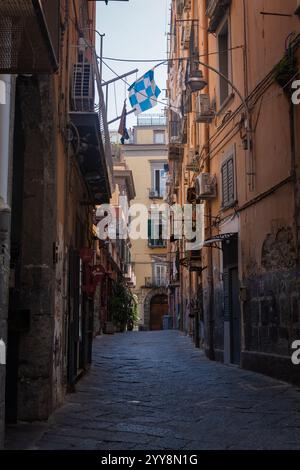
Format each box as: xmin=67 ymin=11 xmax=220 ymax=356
xmin=187 ymin=69 xmax=207 ymax=93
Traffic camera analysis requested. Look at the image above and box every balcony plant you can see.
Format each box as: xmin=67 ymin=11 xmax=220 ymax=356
xmin=274 ymin=53 xmax=298 ymax=95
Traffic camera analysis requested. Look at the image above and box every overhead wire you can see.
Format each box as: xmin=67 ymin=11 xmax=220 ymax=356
xmin=100 ymin=46 xmax=244 ymax=63
xmin=101 ymin=58 xmax=177 ymax=110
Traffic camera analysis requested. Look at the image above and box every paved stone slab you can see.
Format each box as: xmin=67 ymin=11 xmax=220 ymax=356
xmin=5 ymin=331 xmax=300 ymax=450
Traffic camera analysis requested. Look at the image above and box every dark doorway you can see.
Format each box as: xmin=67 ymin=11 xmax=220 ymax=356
xmin=223 ymin=236 xmax=241 ymax=365
xmin=150 ymin=294 xmax=168 ymax=331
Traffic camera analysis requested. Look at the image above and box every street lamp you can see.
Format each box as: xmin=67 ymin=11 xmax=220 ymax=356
xmin=187 ymin=69 xmax=207 ymax=92
xmin=188 ymin=59 xmax=251 ymax=152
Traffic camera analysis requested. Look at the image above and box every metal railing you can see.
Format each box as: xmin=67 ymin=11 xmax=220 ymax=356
xmin=70 ymin=42 xmax=113 ymax=192
xmin=144 ymin=277 xmax=168 ymax=288
xmin=148 ymin=239 xmax=167 ymax=248
xmin=137 ymin=114 xmax=167 ymax=127
xmin=149 ymin=189 xmax=165 ymax=199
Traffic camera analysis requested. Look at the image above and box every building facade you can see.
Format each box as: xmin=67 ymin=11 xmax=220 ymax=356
xmin=0 ymin=0 xmax=119 ymax=447
xmin=167 ymin=0 xmax=300 ymax=384
xmin=122 ymin=115 xmax=169 ymax=330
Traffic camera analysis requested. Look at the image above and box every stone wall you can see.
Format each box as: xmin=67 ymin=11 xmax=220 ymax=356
xmin=0 ymin=207 xmax=10 ymax=447
xmin=14 ymin=76 xmax=57 ymax=420
xmin=242 ymin=226 xmax=300 ymax=385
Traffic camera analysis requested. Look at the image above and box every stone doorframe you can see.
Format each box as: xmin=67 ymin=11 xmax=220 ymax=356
xmin=143 ymin=287 xmax=168 ymax=330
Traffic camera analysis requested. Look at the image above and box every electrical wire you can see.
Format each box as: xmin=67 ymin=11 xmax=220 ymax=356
xmin=101 ymin=58 xmax=178 ymax=110
xmin=113 ymin=81 xmax=118 ymax=117
xmin=100 ymin=46 xmax=244 ymax=63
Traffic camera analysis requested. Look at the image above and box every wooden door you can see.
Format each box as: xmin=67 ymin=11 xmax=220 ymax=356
xmin=150 ymin=295 xmax=168 ymax=330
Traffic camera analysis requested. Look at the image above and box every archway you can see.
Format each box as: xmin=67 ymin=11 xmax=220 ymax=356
xmin=150 ymin=294 xmax=168 ymax=331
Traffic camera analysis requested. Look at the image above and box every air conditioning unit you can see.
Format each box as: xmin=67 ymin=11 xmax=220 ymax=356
xmin=195 ymin=173 xmax=217 ymax=199
xmin=186 ymin=150 xmax=199 ymax=171
xmin=196 ymin=94 xmax=215 ymax=123
xmin=72 ymin=61 xmax=94 ymax=112
xmin=182 ymin=23 xmax=192 ymax=50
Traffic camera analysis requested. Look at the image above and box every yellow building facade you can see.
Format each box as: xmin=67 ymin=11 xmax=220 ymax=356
xmin=122 ymin=115 xmax=169 ymax=330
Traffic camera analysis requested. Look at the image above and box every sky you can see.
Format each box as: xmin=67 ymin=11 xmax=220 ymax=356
xmin=96 ymin=0 xmax=170 ymax=131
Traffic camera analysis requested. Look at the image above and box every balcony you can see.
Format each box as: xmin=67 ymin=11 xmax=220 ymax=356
xmin=144 ymin=277 xmax=168 ymax=288
xmin=149 ymin=189 xmax=164 ymax=199
xmin=148 ymin=239 xmax=167 ymax=248
xmin=206 ymin=0 xmax=231 ymax=33
xmin=69 ymin=46 xmax=113 ymax=204
xmin=168 ymin=115 xmax=185 ymax=162
xmin=0 ymin=0 xmax=60 ymax=73
xmin=124 ymin=264 xmax=136 ymax=288
xmin=137 ymin=114 xmax=166 ymax=127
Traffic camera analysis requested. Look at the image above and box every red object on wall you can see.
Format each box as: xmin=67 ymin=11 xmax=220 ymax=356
xmin=82 ymin=283 xmax=96 ymax=295
xmin=79 ymin=247 xmax=94 ymax=264
xmin=92 ymin=264 xmax=106 ymax=284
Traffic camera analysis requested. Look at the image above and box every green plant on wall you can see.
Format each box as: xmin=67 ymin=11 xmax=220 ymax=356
xmin=274 ymin=53 xmax=298 ymax=94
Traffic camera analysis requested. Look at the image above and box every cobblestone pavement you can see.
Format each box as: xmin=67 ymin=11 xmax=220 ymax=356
xmin=6 ymin=331 xmax=300 ymax=450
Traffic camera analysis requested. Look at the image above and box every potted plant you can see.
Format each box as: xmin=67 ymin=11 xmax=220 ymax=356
xmin=108 ymin=280 xmax=137 ymax=332
xmin=127 ymin=294 xmax=139 ymax=331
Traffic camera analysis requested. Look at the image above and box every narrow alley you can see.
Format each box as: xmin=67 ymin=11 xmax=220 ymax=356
xmin=6 ymin=331 xmax=300 ymax=451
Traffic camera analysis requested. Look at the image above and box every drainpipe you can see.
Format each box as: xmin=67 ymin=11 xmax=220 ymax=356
xmin=0 ymin=74 xmax=14 ymax=448
xmin=200 ymin=1 xmax=215 ymax=360
xmin=290 ymin=96 xmax=299 ymax=264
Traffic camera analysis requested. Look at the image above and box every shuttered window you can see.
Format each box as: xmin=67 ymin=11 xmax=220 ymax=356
xmin=221 ymin=156 xmax=235 ymax=208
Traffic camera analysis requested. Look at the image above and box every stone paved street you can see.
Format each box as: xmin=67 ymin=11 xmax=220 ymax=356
xmin=6 ymin=331 xmax=300 ymax=450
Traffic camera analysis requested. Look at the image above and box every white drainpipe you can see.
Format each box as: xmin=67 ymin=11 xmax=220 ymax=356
xmin=0 ymin=74 xmax=12 ymax=209
xmin=0 ymin=74 xmax=14 ymax=449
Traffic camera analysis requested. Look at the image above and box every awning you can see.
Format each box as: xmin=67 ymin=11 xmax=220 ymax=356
xmin=204 ymin=233 xmax=237 ymax=247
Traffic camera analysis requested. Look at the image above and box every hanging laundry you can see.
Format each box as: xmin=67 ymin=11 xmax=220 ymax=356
xmin=118 ymin=101 xmax=130 ymax=144
xmin=128 ymin=69 xmax=161 ymax=115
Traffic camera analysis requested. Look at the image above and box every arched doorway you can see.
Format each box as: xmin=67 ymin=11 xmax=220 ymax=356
xmin=150 ymin=294 xmax=168 ymax=331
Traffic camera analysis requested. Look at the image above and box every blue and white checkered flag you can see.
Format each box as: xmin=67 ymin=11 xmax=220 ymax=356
xmin=128 ymin=69 xmax=161 ymax=115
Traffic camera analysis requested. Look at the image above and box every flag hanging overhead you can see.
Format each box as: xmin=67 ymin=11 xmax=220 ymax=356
xmin=128 ymin=69 xmax=161 ymax=115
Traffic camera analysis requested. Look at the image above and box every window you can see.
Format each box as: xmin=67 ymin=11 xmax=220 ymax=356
xmin=153 ymin=130 xmax=165 ymax=144
xmin=221 ymin=154 xmax=235 ymax=208
xmin=148 ymin=212 xmax=167 ymax=248
xmin=150 ymin=165 xmax=168 ymax=198
xmin=218 ymin=20 xmax=229 ymax=106
xmin=154 ymin=264 xmax=167 ymax=286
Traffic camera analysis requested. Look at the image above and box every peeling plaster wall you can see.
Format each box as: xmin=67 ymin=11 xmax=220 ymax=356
xmin=241 ymin=214 xmax=300 ymax=384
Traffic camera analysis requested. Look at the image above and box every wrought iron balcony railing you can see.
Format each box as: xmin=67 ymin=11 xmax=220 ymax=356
xmin=148 ymin=239 xmax=167 ymax=248
xmin=144 ymin=277 xmax=168 ymax=288
xmin=137 ymin=114 xmax=167 ymax=127
xmin=149 ymin=189 xmax=165 ymax=199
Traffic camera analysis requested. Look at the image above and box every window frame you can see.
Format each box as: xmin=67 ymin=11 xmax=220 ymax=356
xmin=153 ymin=130 xmax=166 ymax=144
xmin=150 ymin=162 xmax=168 ymax=198
xmin=216 ymin=15 xmax=232 ymax=109
xmin=220 ymin=146 xmax=237 ymax=210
